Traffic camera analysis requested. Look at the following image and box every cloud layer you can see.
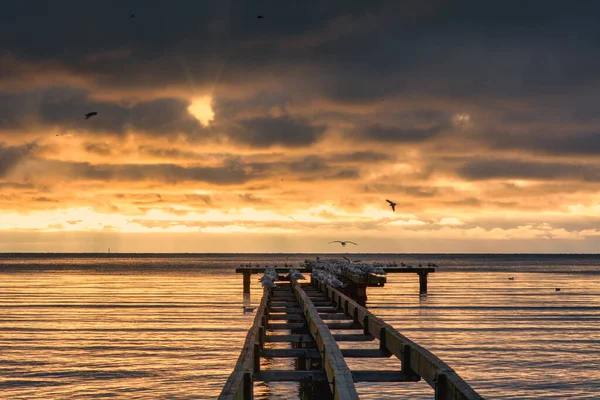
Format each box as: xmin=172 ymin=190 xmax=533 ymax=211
xmin=2 ymin=1 xmax=600 ymax=251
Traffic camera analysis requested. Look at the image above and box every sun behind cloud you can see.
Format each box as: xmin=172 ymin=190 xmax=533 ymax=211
xmin=187 ymin=96 xmax=214 ymax=126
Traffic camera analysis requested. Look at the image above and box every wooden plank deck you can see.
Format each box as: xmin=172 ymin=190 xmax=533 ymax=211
xmin=220 ymin=266 xmax=483 ymax=400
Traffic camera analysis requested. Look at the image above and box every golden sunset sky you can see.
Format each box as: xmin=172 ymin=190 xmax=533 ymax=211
xmin=2 ymin=1 xmax=600 ymax=252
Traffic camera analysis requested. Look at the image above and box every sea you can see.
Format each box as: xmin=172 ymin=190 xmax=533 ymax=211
xmin=1 ymin=253 xmax=599 ymax=399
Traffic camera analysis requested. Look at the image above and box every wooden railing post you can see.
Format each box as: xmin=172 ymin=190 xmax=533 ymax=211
xmin=401 ymin=345 xmax=419 ymax=380
xmin=379 ymin=328 xmax=392 ymax=357
xmin=258 ymin=326 xmax=264 ymax=349
xmin=253 ymin=343 xmax=260 ymax=373
xmin=434 ymin=372 xmax=448 ymax=400
xmin=243 ymin=372 xmax=253 ymax=400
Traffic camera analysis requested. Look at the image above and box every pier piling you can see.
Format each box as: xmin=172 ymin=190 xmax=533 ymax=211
xmin=243 ymin=272 xmax=251 ymax=295
xmin=419 ymin=271 xmax=428 ymax=294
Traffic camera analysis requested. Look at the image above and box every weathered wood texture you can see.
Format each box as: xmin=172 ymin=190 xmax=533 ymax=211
xmin=291 ymin=278 xmax=360 ymax=400
xmin=236 ymin=266 xmax=435 ymax=274
xmin=218 ymin=288 xmax=270 ymax=400
xmin=313 ymin=279 xmax=485 ymax=400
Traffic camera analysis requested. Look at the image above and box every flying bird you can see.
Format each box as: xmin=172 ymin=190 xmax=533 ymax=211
xmin=84 ymin=112 xmax=98 ymax=119
xmin=329 ymin=241 xmax=358 ymax=247
xmin=386 ymin=199 xmax=397 ymax=212
xmin=130 ymin=14 xmax=135 ymax=18
xmin=257 ymin=15 xmax=264 ymax=19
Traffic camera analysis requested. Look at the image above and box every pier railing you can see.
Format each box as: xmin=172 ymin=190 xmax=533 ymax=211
xmin=313 ymin=279 xmax=483 ymax=400
xmin=220 ymin=288 xmax=270 ymax=400
xmin=293 ymin=277 xmax=359 ymax=399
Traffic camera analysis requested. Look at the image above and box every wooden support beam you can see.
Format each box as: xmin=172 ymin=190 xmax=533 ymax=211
xmin=318 ymin=313 xmax=351 ymax=320
xmin=270 ymin=306 xmax=301 ymax=312
xmin=236 ymin=266 xmax=435 ymax=274
xmin=267 ymin=322 xmax=305 ymax=330
xmin=315 ymin=306 xmax=339 ymax=313
xmin=269 ymin=314 xmax=304 ymax=320
xmin=265 ymin=334 xmax=313 ymax=342
xmin=261 ymin=349 xmax=321 ymax=358
xmin=254 ymin=370 xmax=327 ymax=382
xmin=269 ymin=301 xmax=298 ymax=307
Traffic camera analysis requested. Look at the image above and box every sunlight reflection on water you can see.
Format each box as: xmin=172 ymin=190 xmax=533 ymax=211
xmin=1 ymin=255 xmax=599 ymax=399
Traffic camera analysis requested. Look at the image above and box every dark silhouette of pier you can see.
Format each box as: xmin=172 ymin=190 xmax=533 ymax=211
xmin=220 ymin=264 xmax=483 ymax=400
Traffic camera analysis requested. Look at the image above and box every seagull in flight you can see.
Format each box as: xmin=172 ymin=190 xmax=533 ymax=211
xmin=386 ymin=199 xmax=396 ymax=212
xmin=84 ymin=112 xmax=98 ymax=120
xmin=329 ymin=240 xmax=358 ymax=247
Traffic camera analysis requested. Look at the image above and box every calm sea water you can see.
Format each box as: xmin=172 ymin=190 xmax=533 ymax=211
xmin=1 ymin=254 xmax=599 ymax=399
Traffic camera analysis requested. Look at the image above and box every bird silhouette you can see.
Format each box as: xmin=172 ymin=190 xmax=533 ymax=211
xmin=130 ymin=14 xmax=135 ymax=18
xmin=257 ymin=15 xmax=264 ymax=19
xmin=329 ymin=241 xmax=358 ymax=247
xmin=386 ymin=199 xmax=396 ymax=212
xmin=84 ymin=112 xmax=98 ymax=119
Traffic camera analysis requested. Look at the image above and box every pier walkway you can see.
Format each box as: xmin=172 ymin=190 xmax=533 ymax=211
xmin=220 ymin=271 xmax=483 ymax=400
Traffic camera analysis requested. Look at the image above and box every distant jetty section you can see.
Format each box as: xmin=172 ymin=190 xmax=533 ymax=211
xmin=221 ymin=259 xmax=483 ymax=400
xmin=236 ymin=259 xmax=435 ymax=305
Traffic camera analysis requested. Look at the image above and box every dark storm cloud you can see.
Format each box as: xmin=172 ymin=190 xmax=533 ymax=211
xmin=0 ymin=142 xmax=37 ymax=177
xmin=486 ymin=130 xmax=600 ymax=157
xmin=0 ymin=87 xmax=206 ymax=137
xmin=3 ymin=1 xmax=600 ymax=99
xmin=27 ymin=159 xmax=255 ymax=185
xmin=2 ymin=1 xmax=600 ymax=157
xmin=243 ymin=155 xmax=361 ymax=181
xmin=361 ymin=123 xmax=444 ymax=143
xmin=329 ymin=151 xmax=394 ymax=163
xmin=225 ymin=116 xmax=326 ymax=148
xmin=457 ymin=158 xmax=600 ymax=182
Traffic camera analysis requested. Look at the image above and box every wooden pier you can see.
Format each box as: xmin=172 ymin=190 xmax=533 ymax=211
xmin=220 ymin=272 xmax=483 ymax=400
xmin=236 ymin=264 xmax=434 ymax=304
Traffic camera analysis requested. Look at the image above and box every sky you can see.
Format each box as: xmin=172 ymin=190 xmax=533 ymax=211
xmin=2 ymin=1 xmax=600 ymax=253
